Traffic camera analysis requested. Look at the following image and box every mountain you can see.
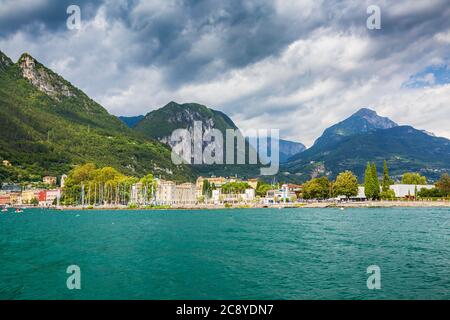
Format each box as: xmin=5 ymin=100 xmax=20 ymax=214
xmin=247 ymin=137 xmax=306 ymax=163
xmin=134 ymin=101 xmax=238 ymax=141
xmin=119 ymin=115 xmax=145 ymax=128
xmin=0 ymin=50 xmax=193 ymax=183
xmin=133 ymin=101 xmax=260 ymax=178
xmin=279 ymin=139 xmax=306 ymax=163
xmin=313 ymin=108 xmax=398 ymax=148
xmin=284 ymin=109 xmax=450 ymax=182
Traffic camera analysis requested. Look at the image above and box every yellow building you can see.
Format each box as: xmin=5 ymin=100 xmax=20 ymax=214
xmin=43 ymin=176 xmax=57 ymax=185
xmin=22 ymin=190 xmax=41 ymax=204
xmin=8 ymin=192 xmax=21 ymax=205
xmin=196 ymin=176 xmax=228 ymax=197
xmin=156 ymin=180 xmax=196 ymax=205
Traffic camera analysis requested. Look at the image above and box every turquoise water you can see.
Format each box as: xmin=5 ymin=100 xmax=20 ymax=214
xmin=0 ymin=207 xmax=449 ymax=300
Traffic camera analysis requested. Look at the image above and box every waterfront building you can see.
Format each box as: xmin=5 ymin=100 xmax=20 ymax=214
xmin=336 ymin=186 xmax=366 ymax=201
xmin=0 ymin=194 xmax=10 ymax=205
xmin=8 ymin=192 xmax=21 ymax=205
xmin=44 ymin=189 xmax=61 ymax=206
xmin=21 ymin=190 xmax=42 ymax=204
xmin=390 ymin=184 xmax=434 ymax=198
xmin=174 ymin=183 xmax=197 ymax=205
xmin=244 ymin=188 xmax=256 ymax=201
xmin=156 ymin=180 xmax=176 ymax=205
xmin=265 ymin=188 xmax=297 ymax=204
xmin=156 ymin=180 xmax=197 ymax=205
xmin=196 ymin=176 xmax=228 ymax=197
xmin=38 ymin=190 xmax=47 ymax=206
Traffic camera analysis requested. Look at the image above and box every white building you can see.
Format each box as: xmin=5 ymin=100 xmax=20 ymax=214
xmin=39 ymin=189 xmax=61 ymax=207
xmin=155 ymin=180 xmax=196 ymax=205
xmin=265 ymin=188 xmax=297 ymax=204
xmin=336 ymin=186 xmax=366 ymax=200
xmin=389 ymin=184 xmax=434 ymax=198
xmin=244 ymin=188 xmax=255 ymax=201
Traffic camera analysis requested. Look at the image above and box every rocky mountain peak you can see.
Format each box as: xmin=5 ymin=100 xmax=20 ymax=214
xmin=352 ymin=107 xmax=398 ymax=129
xmin=313 ymin=107 xmax=398 ymax=147
xmin=17 ymin=52 xmax=76 ymax=100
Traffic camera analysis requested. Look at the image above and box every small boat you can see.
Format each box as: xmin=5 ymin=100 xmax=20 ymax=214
xmin=1 ymin=208 xmax=7 ymax=213
xmin=340 ymin=207 xmax=345 ymax=211
xmin=15 ymin=209 xmax=23 ymax=213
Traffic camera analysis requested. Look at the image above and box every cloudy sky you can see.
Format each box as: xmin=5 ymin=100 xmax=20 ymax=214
xmin=0 ymin=0 xmax=449 ymax=146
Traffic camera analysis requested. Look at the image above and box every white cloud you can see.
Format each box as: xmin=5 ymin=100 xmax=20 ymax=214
xmin=0 ymin=0 xmax=449 ymax=147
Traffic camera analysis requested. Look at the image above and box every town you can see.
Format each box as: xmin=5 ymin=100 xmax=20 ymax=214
xmin=1 ymin=161 xmax=449 ymax=211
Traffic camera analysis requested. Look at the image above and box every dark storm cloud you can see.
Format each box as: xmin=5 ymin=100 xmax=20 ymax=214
xmin=1 ymin=0 xmax=449 ymax=144
xmin=0 ymin=0 xmax=100 ymax=37
xmin=2 ymin=0 xmax=449 ymax=84
xmin=113 ymin=0 xmax=311 ymax=86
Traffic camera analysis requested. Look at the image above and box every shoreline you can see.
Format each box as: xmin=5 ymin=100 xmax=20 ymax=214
xmin=16 ymin=200 xmax=449 ymax=211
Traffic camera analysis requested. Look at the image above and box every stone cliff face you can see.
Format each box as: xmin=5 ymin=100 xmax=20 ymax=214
xmin=18 ymin=53 xmax=76 ymax=100
xmin=313 ymin=107 xmax=398 ymax=147
xmin=353 ymin=108 xmax=398 ymax=130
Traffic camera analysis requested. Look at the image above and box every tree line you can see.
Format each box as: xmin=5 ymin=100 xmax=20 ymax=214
xmin=62 ymin=163 xmax=156 ymax=206
xmin=301 ymin=160 xmax=450 ymax=200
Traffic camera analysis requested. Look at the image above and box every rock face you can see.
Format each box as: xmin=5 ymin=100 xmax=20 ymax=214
xmin=133 ymin=101 xmax=261 ymax=177
xmin=18 ymin=53 xmax=76 ymax=100
xmin=134 ymin=101 xmax=238 ymax=145
xmin=313 ymin=107 xmax=398 ymax=147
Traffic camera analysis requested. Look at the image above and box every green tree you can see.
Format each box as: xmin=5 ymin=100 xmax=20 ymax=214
xmin=221 ymin=182 xmax=250 ymax=194
xmin=381 ymin=160 xmax=393 ymax=192
xmin=371 ymin=163 xmax=380 ymax=200
xmin=202 ymin=180 xmax=213 ymax=198
xmin=417 ymin=187 xmax=446 ymax=198
xmin=30 ymin=197 xmax=39 ymax=206
xmin=256 ymin=183 xmax=273 ymax=197
xmin=364 ymin=162 xmax=374 ymax=199
xmin=380 ymin=189 xmax=396 ymax=200
xmin=0 ymin=165 xmax=8 ymax=186
xmin=401 ymin=172 xmax=427 ymax=185
xmin=302 ymin=176 xmax=331 ymax=199
xmin=140 ymin=174 xmax=157 ymax=203
xmin=436 ymin=173 xmax=450 ymax=196
xmin=333 ymin=171 xmax=358 ymax=199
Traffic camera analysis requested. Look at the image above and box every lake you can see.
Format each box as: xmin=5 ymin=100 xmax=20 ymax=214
xmin=0 ymin=207 xmax=449 ymax=299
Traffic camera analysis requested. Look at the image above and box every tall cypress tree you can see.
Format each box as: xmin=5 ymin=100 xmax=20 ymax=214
xmin=364 ymin=162 xmax=373 ymax=199
xmin=371 ymin=163 xmax=380 ymax=200
xmin=382 ymin=160 xmax=392 ymax=192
